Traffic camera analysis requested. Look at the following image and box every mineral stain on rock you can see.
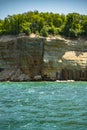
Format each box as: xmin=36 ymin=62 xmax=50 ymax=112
xmin=0 ymin=35 xmax=87 ymax=81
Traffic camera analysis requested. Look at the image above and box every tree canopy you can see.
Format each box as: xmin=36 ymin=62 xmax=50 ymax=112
xmin=0 ymin=11 xmax=87 ymax=38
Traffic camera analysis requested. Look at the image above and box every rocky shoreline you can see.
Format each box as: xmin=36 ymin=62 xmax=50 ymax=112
xmin=0 ymin=35 xmax=87 ymax=81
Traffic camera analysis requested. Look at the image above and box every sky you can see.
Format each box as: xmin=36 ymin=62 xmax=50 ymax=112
xmin=0 ymin=0 xmax=87 ymax=19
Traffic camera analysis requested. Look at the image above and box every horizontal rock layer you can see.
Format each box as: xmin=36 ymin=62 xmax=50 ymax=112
xmin=0 ymin=35 xmax=87 ymax=81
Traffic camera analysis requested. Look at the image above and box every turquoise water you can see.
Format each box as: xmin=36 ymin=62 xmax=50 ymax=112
xmin=0 ymin=82 xmax=87 ymax=130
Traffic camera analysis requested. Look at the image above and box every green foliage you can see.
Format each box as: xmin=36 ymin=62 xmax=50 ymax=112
xmin=82 ymin=15 xmax=87 ymax=36
xmin=40 ymin=26 xmax=48 ymax=37
xmin=83 ymin=22 xmax=87 ymax=36
xmin=0 ymin=20 xmax=3 ymax=35
xmin=0 ymin=11 xmax=87 ymax=38
xmin=20 ymin=22 xmax=31 ymax=35
xmin=62 ymin=13 xmax=83 ymax=37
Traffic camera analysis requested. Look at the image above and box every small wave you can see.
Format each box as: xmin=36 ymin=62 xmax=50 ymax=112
xmin=21 ymin=123 xmax=32 ymax=128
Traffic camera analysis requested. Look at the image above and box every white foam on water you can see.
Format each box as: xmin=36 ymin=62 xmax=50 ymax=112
xmin=39 ymin=91 xmax=44 ymax=94
xmin=28 ymin=89 xmax=35 ymax=93
xmin=21 ymin=123 xmax=32 ymax=128
xmin=51 ymin=91 xmax=54 ymax=95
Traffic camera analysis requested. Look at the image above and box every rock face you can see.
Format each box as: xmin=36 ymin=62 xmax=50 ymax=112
xmin=43 ymin=37 xmax=87 ymax=81
xmin=0 ymin=36 xmax=43 ymax=81
xmin=0 ymin=35 xmax=87 ymax=81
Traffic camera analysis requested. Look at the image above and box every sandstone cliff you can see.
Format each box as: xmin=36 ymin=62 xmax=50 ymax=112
xmin=43 ymin=37 xmax=87 ymax=81
xmin=0 ymin=35 xmax=43 ymax=81
xmin=0 ymin=35 xmax=87 ymax=81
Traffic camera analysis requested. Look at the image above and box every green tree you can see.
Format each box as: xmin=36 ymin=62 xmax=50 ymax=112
xmin=81 ymin=15 xmax=87 ymax=36
xmin=53 ymin=14 xmax=63 ymax=28
xmin=83 ymin=20 xmax=87 ymax=36
xmin=0 ymin=11 xmax=86 ymax=38
xmin=20 ymin=22 xmax=31 ymax=35
xmin=63 ymin=13 xmax=82 ymax=37
xmin=40 ymin=26 xmax=48 ymax=37
xmin=0 ymin=20 xmax=3 ymax=35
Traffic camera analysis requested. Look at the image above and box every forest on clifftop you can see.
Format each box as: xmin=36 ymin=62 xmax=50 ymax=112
xmin=0 ymin=11 xmax=87 ymax=38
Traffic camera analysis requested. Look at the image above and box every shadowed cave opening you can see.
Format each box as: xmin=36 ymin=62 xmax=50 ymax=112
xmin=56 ymin=69 xmax=87 ymax=81
xmin=0 ymin=68 xmax=4 ymax=72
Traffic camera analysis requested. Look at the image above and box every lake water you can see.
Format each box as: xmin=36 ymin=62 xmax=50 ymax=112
xmin=0 ymin=82 xmax=87 ymax=130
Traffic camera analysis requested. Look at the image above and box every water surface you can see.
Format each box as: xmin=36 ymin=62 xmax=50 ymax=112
xmin=0 ymin=82 xmax=87 ymax=130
